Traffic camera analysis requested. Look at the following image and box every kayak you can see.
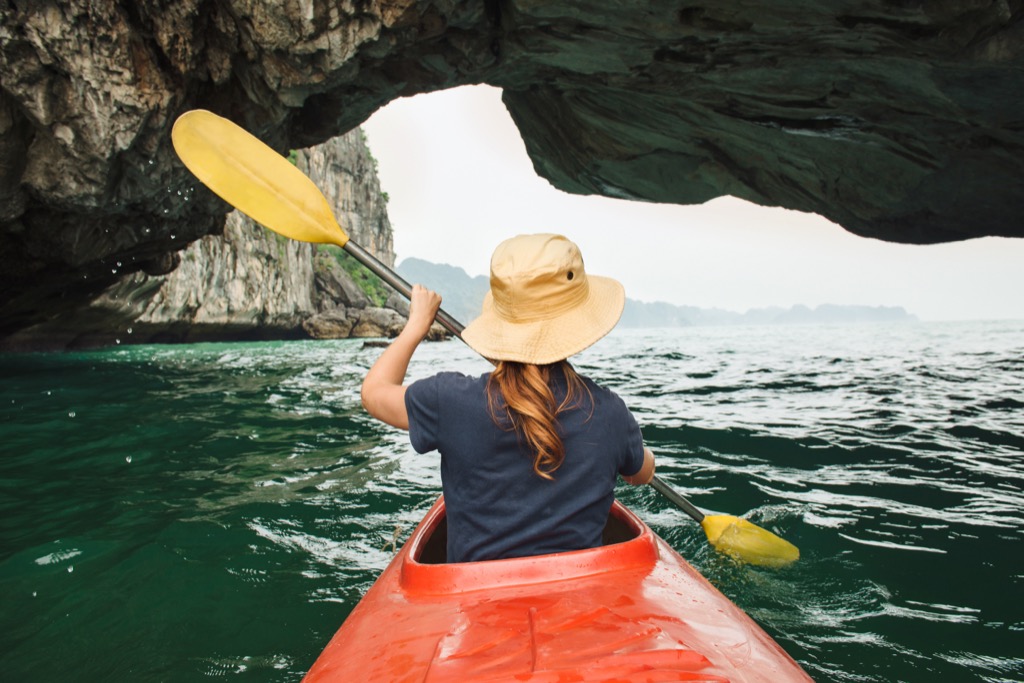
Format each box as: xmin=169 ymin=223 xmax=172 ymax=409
xmin=303 ymin=497 xmax=813 ymax=682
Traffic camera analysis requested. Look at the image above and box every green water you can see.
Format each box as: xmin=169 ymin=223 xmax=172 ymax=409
xmin=2 ymin=323 xmax=1022 ymax=681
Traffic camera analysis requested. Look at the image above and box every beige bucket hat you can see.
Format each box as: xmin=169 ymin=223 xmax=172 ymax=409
xmin=462 ymin=233 xmax=625 ymax=364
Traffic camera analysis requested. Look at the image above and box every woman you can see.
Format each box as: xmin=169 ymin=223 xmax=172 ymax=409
xmin=361 ymin=233 xmax=655 ymax=563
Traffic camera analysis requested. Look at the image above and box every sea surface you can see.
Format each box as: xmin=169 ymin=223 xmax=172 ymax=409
xmin=1 ymin=321 xmax=1022 ymax=682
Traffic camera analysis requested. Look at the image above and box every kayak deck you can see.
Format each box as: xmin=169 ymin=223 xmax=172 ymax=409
xmin=304 ymin=498 xmax=812 ymax=682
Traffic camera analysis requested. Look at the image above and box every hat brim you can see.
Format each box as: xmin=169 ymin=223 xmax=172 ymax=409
xmin=461 ymin=275 xmax=625 ymax=365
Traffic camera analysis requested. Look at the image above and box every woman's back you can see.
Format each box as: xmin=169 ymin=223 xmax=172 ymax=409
xmin=405 ymin=367 xmax=644 ymax=563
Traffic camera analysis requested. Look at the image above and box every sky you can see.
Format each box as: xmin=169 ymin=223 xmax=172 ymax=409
xmin=362 ymin=85 xmax=1024 ymax=322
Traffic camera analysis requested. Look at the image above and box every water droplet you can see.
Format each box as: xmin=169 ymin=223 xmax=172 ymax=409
xmin=127 ymin=327 xmax=133 ymax=334
xmin=163 ymin=209 xmax=169 ymax=214
xmin=115 ymin=339 xmax=121 ymax=344
xmin=170 ymin=234 xmax=176 ymax=240
xmin=148 ymin=159 xmax=154 ymax=165
xmin=67 ymin=566 xmax=74 ymax=573
xmin=32 ymin=591 xmax=37 ymax=597
xmin=177 ymin=190 xmax=182 ymax=196
xmin=111 ymin=269 xmax=117 ymax=274
xmin=125 ymin=455 xmax=132 ymax=464
xmin=116 ymin=261 xmax=122 ymax=267
xmin=68 ymin=411 xmax=76 ymax=418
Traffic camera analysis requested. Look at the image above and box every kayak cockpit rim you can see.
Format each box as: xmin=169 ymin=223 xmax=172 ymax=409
xmin=399 ymin=498 xmax=661 ymax=596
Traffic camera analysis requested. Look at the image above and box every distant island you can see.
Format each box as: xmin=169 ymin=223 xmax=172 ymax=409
xmin=396 ymin=258 xmax=919 ymax=327
xmin=618 ymin=301 xmax=918 ymax=327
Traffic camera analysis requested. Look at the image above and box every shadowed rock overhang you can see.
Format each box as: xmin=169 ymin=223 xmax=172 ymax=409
xmin=1 ymin=1 xmax=1022 ymax=336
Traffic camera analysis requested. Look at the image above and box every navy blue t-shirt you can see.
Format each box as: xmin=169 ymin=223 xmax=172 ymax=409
xmin=404 ymin=368 xmax=645 ymax=563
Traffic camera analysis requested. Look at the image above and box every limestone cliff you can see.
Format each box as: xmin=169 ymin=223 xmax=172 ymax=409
xmin=1 ymin=1 xmax=1022 ymax=340
xmin=0 ymin=130 xmax=406 ymax=350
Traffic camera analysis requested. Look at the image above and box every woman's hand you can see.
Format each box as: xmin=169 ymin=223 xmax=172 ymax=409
xmin=404 ymin=284 xmax=443 ymax=341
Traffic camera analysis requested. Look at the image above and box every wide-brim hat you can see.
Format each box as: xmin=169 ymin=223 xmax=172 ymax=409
xmin=462 ymin=233 xmax=625 ymax=365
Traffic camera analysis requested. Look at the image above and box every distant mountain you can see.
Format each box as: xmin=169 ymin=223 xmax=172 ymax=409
xmin=397 ymin=258 xmax=918 ymax=327
xmin=397 ymin=257 xmax=490 ymax=324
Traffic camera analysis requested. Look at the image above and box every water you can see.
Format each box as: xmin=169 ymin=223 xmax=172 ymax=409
xmin=1 ymin=321 xmax=1022 ymax=682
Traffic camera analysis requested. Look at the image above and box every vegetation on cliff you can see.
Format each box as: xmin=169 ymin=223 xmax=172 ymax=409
xmin=317 ymin=245 xmax=390 ymax=308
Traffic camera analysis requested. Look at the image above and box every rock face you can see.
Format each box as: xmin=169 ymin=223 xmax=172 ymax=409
xmin=1 ymin=1 xmax=1022 ymax=339
xmin=0 ymin=130 xmax=403 ymax=349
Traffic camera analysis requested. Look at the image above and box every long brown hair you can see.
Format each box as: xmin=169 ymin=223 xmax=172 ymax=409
xmin=486 ymin=361 xmax=592 ymax=479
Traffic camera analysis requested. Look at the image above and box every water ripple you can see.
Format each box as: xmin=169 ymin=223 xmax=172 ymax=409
xmin=1 ymin=323 xmax=1022 ymax=682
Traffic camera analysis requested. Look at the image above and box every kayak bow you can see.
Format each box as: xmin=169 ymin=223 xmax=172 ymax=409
xmin=304 ymin=498 xmax=811 ymax=682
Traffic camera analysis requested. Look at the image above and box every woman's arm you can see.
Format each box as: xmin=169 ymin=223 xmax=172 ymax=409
xmin=360 ymin=285 xmax=442 ymax=430
xmin=622 ymin=447 xmax=656 ymax=486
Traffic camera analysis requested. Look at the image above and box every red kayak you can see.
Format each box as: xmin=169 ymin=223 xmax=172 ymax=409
xmin=304 ymin=498 xmax=812 ymax=682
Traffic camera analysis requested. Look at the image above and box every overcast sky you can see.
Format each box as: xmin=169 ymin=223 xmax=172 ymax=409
xmin=362 ymin=85 xmax=1023 ymax=322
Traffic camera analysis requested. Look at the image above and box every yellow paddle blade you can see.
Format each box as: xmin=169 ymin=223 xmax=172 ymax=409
xmin=701 ymin=514 xmax=800 ymax=568
xmin=171 ymin=109 xmax=349 ymax=248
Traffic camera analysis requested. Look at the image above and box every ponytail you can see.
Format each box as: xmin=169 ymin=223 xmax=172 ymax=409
xmin=486 ymin=361 xmax=592 ymax=479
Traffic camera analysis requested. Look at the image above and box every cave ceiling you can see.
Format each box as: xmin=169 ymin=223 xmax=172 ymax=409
xmin=1 ymin=0 xmax=1022 ymax=334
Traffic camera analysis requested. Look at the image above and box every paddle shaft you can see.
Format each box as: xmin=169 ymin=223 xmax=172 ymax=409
xmin=648 ymin=475 xmax=704 ymax=522
xmin=344 ymin=241 xmax=712 ymax=523
xmin=170 ymin=109 xmax=738 ymax=547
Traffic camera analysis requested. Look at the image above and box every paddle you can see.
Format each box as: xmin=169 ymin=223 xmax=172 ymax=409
xmin=171 ymin=109 xmax=800 ymax=568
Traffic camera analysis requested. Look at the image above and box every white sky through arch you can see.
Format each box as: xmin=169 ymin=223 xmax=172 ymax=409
xmin=363 ymin=85 xmax=1024 ymax=322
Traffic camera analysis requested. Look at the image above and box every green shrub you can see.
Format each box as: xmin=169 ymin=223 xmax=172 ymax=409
xmin=320 ymin=245 xmax=390 ymax=306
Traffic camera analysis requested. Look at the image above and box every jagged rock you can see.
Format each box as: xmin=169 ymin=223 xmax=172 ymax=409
xmin=0 ymin=128 xmax=397 ymax=350
xmin=144 ymin=212 xmax=316 ymax=332
xmin=346 ymin=305 xmax=448 ymax=340
xmin=303 ymin=307 xmax=356 ymax=339
xmin=315 ymin=250 xmax=370 ymax=311
xmin=351 ymin=307 xmax=407 ymax=339
xmin=385 ymin=291 xmax=411 ymax=317
xmin=0 ymin=210 xmax=316 ymax=348
xmin=1 ymin=1 xmax=1022 ymax=340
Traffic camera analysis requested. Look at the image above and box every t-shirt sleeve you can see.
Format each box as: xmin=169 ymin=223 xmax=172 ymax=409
xmin=617 ymin=401 xmax=646 ymax=477
xmin=405 ymin=375 xmax=441 ymax=454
